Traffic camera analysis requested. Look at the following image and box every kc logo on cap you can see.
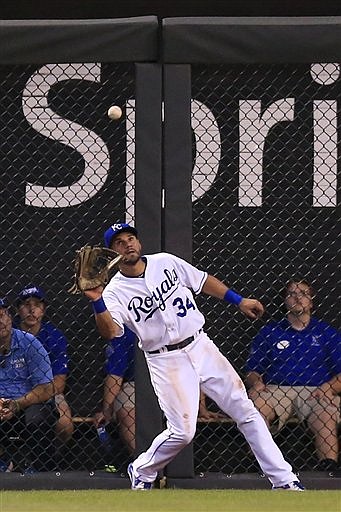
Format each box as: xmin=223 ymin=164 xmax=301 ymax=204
xmin=103 ymin=222 xmax=138 ymax=248
xmin=112 ymin=223 xmax=125 ymax=231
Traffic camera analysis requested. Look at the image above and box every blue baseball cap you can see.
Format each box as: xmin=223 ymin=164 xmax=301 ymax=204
xmin=0 ymin=298 xmax=9 ymax=309
xmin=104 ymin=223 xmax=138 ymax=248
xmin=16 ymin=285 xmax=45 ymax=305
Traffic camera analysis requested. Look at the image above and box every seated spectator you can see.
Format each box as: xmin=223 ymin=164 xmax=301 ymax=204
xmin=245 ymin=279 xmax=341 ymax=472
xmin=94 ymin=325 xmax=135 ymax=462
xmin=0 ymin=297 xmax=55 ymax=472
xmin=15 ymin=285 xmax=74 ymax=447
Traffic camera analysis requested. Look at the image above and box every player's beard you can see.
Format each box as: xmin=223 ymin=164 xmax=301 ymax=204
xmin=122 ymin=249 xmax=141 ymax=266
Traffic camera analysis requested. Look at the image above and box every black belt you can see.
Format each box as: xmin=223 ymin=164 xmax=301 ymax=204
xmin=147 ymin=330 xmax=202 ymax=355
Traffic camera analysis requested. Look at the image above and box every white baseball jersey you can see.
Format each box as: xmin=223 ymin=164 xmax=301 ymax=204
xmin=102 ymin=252 xmax=207 ymax=352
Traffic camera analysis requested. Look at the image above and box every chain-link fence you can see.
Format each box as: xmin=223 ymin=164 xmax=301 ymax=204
xmin=0 ymin=62 xmax=136 ymax=473
xmin=191 ymin=63 xmax=340 ymax=474
xmin=0 ymin=45 xmax=340 ymax=478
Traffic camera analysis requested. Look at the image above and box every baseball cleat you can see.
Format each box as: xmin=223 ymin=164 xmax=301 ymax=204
xmin=127 ymin=463 xmax=153 ymax=490
xmin=272 ymin=480 xmax=305 ymax=491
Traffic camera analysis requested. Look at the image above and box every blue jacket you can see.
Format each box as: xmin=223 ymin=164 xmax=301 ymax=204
xmin=36 ymin=321 xmax=69 ymax=376
xmin=0 ymin=328 xmax=53 ymax=398
xmin=105 ymin=326 xmax=135 ymax=382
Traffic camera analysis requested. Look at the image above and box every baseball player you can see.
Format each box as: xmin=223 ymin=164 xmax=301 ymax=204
xmin=84 ymin=222 xmax=304 ymax=491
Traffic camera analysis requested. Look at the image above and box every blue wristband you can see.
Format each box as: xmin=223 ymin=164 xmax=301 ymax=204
xmin=224 ymin=289 xmax=243 ymax=306
xmin=92 ymin=297 xmax=107 ymax=314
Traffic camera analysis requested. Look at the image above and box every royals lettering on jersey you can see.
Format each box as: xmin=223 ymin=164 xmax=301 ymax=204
xmin=128 ymin=268 xmax=179 ymax=321
xmin=102 ymin=252 xmax=207 ymax=352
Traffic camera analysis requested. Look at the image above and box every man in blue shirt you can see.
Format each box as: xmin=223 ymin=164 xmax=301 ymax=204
xmin=94 ymin=326 xmax=135 ymax=458
xmin=0 ymin=297 xmax=55 ymax=472
xmin=16 ymin=285 xmax=74 ymax=445
xmin=245 ymin=279 xmax=341 ymax=472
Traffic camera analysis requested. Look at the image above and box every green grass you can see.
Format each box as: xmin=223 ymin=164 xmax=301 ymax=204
xmin=0 ymin=489 xmax=340 ymax=512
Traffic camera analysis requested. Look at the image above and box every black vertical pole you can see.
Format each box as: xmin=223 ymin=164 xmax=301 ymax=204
xmin=163 ymin=63 xmax=194 ymax=478
xmin=134 ymin=63 xmax=164 ymax=457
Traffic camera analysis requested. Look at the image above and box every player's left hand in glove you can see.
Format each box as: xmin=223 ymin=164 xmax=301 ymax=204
xmin=68 ymin=245 xmax=122 ymax=295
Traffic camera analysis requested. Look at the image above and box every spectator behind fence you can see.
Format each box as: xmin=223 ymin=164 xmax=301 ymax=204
xmin=245 ymin=279 xmax=341 ymax=472
xmin=94 ymin=325 xmax=135 ymax=467
xmin=15 ymin=286 xmax=74 ymax=448
xmin=0 ymin=297 xmax=55 ymax=473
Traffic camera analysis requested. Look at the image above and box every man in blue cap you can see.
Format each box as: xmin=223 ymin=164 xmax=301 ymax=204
xmin=103 ymin=223 xmax=138 ymax=249
xmin=16 ymin=285 xmax=74 ymax=447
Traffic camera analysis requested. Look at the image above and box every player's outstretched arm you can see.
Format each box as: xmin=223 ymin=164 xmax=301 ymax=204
xmin=202 ymin=275 xmax=264 ymax=320
xmin=201 ymin=275 xmax=230 ymax=299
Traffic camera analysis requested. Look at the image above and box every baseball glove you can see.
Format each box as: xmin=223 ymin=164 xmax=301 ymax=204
xmin=68 ymin=245 xmax=122 ymax=294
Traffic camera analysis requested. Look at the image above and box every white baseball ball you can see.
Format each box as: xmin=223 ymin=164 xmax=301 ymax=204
xmin=107 ymin=105 xmax=122 ymax=120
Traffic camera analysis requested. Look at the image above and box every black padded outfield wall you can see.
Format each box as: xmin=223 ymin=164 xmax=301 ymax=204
xmin=0 ymin=16 xmax=340 ymax=480
xmin=163 ymin=18 xmax=340 ymax=474
xmin=0 ymin=17 xmax=162 ymax=473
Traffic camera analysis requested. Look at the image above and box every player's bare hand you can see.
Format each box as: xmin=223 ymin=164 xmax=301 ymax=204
xmin=84 ymin=286 xmax=104 ymax=301
xmin=239 ymin=298 xmax=264 ymax=319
